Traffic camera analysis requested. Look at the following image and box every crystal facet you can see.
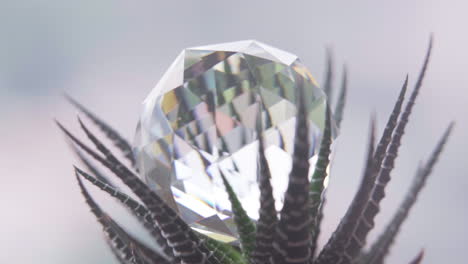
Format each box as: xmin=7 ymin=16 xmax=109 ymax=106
xmin=134 ymin=40 xmax=335 ymax=243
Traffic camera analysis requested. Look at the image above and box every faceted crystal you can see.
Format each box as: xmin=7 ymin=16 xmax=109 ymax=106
xmin=134 ymin=40 xmax=335 ymax=243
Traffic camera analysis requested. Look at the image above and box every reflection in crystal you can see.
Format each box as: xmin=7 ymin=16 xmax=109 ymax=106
xmin=134 ymin=40 xmax=336 ymax=243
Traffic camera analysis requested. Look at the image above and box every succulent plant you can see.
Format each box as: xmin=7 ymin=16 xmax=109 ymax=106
xmin=57 ymin=36 xmax=453 ymax=264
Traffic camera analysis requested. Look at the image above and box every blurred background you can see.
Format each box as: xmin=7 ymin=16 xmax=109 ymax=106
xmin=1 ymin=0 xmax=467 ymax=263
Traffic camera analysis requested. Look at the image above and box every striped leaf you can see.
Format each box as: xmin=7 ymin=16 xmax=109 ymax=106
xmin=316 ymin=76 xmax=407 ymax=262
xmin=315 ymin=117 xmax=377 ymax=264
xmin=131 ymin=238 xmax=174 ymax=264
xmin=106 ymin=237 xmax=133 ymax=264
xmin=360 ymin=123 xmax=453 ymax=264
xmin=76 ymin=174 xmax=167 ymax=264
xmin=251 ymin=118 xmax=278 ymax=264
xmin=69 ymin=142 xmax=115 ymax=186
xmin=309 ymin=107 xmax=332 ymax=257
xmin=335 ymin=37 xmax=434 ymax=263
xmin=372 ymin=75 xmax=408 ymax=173
xmin=219 ymin=170 xmax=256 ymax=261
xmin=74 ymin=166 xmax=174 ymax=261
xmin=200 ymin=234 xmax=246 ymax=264
xmin=272 ymin=79 xmax=312 ymax=264
xmin=65 ymin=94 xmax=136 ymax=169
xmin=56 ymin=120 xmax=218 ymax=264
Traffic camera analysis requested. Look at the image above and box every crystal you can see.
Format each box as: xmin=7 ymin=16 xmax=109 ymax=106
xmin=134 ymin=40 xmax=335 ymax=243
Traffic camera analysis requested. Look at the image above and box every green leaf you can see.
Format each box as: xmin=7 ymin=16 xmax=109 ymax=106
xmin=201 ymin=233 xmax=247 ymax=264
xmin=219 ymin=170 xmax=256 ymax=261
xmin=309 ymin=107 xmax=332 ymax=257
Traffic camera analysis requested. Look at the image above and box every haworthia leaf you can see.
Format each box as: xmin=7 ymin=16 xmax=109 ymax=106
xmin=408 ymin=250 xmax=424 ymax=264
xmin=59 ymin=37 xmax=447 ymax=264
xmin=56 ymin=120 xmax=218 ymax=264
xmin=106 ymin=237 xmax=132 ymax=264
xmin=76 ymin=174 xmax=165 ymax=264
xmin=315 ymin=75 xmax=408 ymax=264
xmin=65 ymin=94 xmax=136 ymax=169
xmin=69 ymin=142 xmax=114 ymax=186
xmin=323 ymin=48 xmax=334 ymax=102
xmin=361 ymin=123 xmax=453 ymax=264
xmin=128 ymin=243 xmax=146 ymax=264
xmin=373 ymin=76 xmax=408 ymax=178
xmin=131 ymin=237 xmax=173 ymax=264
xmin=74 ymin=166 xmax=174 ymax=261
xmin=201 ymin=233 xmax=246 ymax=264
xmin=272 ymin=79 xmax=312 ymax=264
xmin=315 ymin=117 xmax=376 ymax=264
xmin=312 ymin=196 xmax=326 ymax=260
xmin=309 ymin=107 xmax=332 ymax=258
xmin=334 ymin=65 xmax=347 ymax=129
xmin=337 ymin=36 xmax=434 ymax=263
xmin=251 ymin=116 xmax=278 ymax=264
xmin=219 ymin=170 xmax=256 ymax=261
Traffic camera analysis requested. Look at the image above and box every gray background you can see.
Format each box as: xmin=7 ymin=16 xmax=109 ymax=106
xmin=1 ymin=0 xmax=466 ymax=263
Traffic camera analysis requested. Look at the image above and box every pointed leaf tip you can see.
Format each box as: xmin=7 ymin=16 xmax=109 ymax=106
xmin=69 ymin=143 xmax=114 ymax=186
xmin=373 ymin=75 xmax=408 ymax=171
xmin=272 ymin=78 xmax=312 ymax=264
xmin=323 ymin=48 xmax=334 ymax=101
xmin=315 ymin=116 xmax=376 ymax=264
xmin=66 ymin=94 xmax=136 ymax=169
xmin=412 ymin=36 xmax=433 ymax=102
xmin=409 ymin=249 xmax=425 ymax=264
xmin=77 ymin=177 xmax=169 ymax=264
xmin=72 ymin=117 xmax=215 ymax=263
xmin=361 ymin=122 xmax=453 ymax=264
xmin=334 ymin=64 xmax=348 ymax=128
xmin=252 ymin=110 xmax=278 ymax=263
xmin=335 ymin=40 xmax=435 ymax=261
